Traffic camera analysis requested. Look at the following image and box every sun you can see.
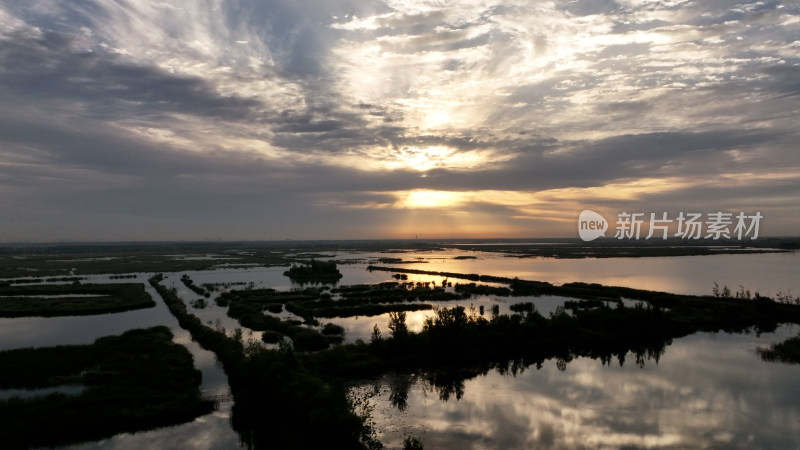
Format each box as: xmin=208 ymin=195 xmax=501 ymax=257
xmin=423 ymin=110 xmax=452 ymax=129
xmin=397 ymin=190 xmax=465 ymax=209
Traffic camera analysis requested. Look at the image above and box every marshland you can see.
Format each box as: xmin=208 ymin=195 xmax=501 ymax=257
xmin=1 ymin=240 xmax=799 ymax=449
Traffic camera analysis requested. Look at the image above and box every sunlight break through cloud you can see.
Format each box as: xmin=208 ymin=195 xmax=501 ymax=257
xmin=0 ymin=0 xmax=798 ymax=240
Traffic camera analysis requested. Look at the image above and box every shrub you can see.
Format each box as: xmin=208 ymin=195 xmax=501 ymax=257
xmin=265 ymin=303 xmax=283 ymax=314
xmin=291 ymin=329 xmax=330 ymax=352
xmin=321 ymin=323 xmax=345 ymax=336
xmin=388 ymin=311 xmax=409 ymax=338
xmin=404 ymin=436 xmax=425 ymax=450
xmin=261 ymin=330 xmax=283 ymax=344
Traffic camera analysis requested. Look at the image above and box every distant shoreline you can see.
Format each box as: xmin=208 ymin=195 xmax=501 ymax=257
xmin=0 ymin=236 xmax=798 ymax=253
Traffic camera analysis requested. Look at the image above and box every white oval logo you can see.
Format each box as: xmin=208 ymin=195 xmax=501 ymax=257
xmin=578 ymin=210 xmax=608 ymax=241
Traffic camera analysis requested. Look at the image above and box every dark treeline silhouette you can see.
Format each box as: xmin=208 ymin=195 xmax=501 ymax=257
xmin=305 ymin=303 xmax=673 ymax=382
xmin=454 ymin=282 xmax=511 ymax=297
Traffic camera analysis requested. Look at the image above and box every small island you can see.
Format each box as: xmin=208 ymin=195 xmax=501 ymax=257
xmin=283 ymin=260 xmax=343 ymax=283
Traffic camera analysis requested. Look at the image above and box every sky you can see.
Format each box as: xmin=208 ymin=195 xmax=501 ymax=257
xmin=0 ymin=0 xmax=798 ymax=241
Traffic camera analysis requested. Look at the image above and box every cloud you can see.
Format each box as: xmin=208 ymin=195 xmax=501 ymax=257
xmin=0 ymin=30 xmax=262 ymax=122
xmin=0 ymin=0 xmax=798 ymax=240
xmin=370 ymin=332 xmax=800 ymax=449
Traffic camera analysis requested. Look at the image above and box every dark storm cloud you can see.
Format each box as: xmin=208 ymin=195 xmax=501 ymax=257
xmin=627 ymin=177 xmax=800 ymax=209
xmin=761 ymin=65 xmax=800 ymax=98
xmin=217 ymin=128 xmax=785 ymax=197
xmin=268 ymin=115 xmax=393 ymax=151
xmin=0 ymin=30 xmax=262 ymax=121
xmin=274 ymin=119 xmax=348 ymax=134
xmin=569 ymin=130 xmax=780 ymax=165
xmin=397 ymin=130 xmax=781 ymax=192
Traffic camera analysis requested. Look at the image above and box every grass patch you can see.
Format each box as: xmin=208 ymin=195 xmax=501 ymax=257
xmin=0 ymin=283 xmax=155 ymax=317
xmin=758 ymin=335 xmax=800 ymax=364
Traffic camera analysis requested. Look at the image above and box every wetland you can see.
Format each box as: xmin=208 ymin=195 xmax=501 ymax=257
xmin=0 ymin=239 xmax=798 ymax=449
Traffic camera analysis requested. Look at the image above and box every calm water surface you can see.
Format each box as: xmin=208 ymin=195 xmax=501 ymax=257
xmin=367 ymin=249 xmax=800 ymax=297
xmin=354 ymin=324 xmax=800 ymax=449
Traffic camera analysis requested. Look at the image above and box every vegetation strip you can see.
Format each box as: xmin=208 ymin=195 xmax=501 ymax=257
xmin=0 ymin=283 xmax=155 ymax=317
xmin=366 ymin=265 xmax=800 ymax=307
xmin=180 ymin=274 xmax=209 ymax=297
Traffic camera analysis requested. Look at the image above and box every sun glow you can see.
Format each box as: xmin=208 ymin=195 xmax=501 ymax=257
xmin=423 ymin=110 xmax=453 ymax=129
xmin=382 ymin=145 xmax=504 ymax=172
xmin=384 ymin=178 xmax=700 ymax=212
xmin=396 ymin=190 xmax=466 ymax=209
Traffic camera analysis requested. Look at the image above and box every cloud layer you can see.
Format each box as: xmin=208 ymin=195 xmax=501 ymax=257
xmin=1 ymin=0 xmax=798 ymax=240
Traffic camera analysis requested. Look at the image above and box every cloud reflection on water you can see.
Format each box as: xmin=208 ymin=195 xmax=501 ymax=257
xmin=362 ymin=325 xmax=800 ymax=449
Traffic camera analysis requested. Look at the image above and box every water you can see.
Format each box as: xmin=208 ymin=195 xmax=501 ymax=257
xmin=68 ymin=408 xmax=240 ymax=450
xmin=324 ymin=295 xmax=576 ymax=344
xmin=355 ymin=325 xmax=800 ymax=449
xmin=1 ymin=249 xmax=798 ymax=449
xmin=358 ymin=249 xmax=800 ymax=297
xmin=0 ymin=385 xmax=85 ymax=400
